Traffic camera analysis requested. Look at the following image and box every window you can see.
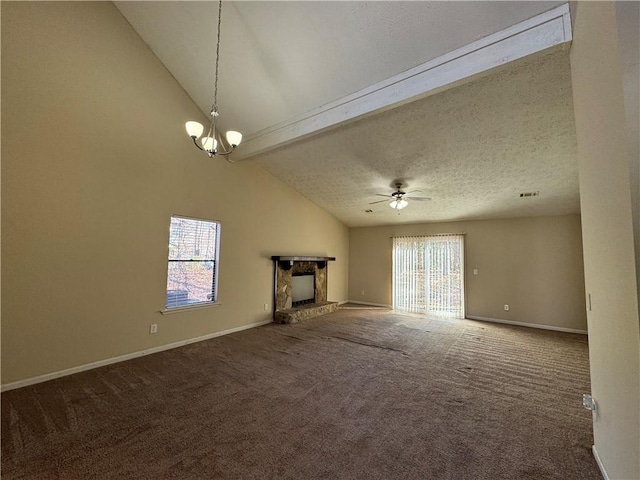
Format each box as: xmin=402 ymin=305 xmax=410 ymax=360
xmin=165 ymin=215 xmax=220 ymax=310
xmin=392 ymin=234 xmax=465 ymax=318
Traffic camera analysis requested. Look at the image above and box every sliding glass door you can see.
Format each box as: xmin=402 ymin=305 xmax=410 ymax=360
xmin=392 ymin=234 xmax=465 ymax=318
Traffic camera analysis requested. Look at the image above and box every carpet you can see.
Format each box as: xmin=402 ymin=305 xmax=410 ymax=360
xmin=1 ymin=307 xmax=601 ymax=479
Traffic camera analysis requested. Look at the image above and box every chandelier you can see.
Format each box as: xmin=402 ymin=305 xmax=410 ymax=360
xmin=185 ymin=0 xmax=242 ymax=157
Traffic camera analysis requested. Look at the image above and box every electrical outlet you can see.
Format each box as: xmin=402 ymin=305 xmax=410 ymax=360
xmin=149 ymin=324 xmax=158 ymax=334
xmin=264 ymin=303 xmax=269 ymax=311
xmin=473 ymin=268 xmax=478 ymax=275
xmin=361 ymin=290 xmax=365 ymax=296
xmin=503 ymin=305 xmax=510 ymax=311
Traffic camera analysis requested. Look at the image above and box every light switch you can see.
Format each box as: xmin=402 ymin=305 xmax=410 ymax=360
xmin=473 ymin=268 xmax=478 ymax=275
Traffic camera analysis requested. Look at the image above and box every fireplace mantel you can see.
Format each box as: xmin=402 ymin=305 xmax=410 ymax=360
xmin=271 ymin=256 xmax=336 ymax=262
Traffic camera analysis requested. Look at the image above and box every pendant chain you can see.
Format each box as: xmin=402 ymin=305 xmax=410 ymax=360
xmin=212 ymin=0 xmax=222 ymax=113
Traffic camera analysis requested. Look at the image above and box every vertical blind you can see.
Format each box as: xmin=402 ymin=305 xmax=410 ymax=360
xmin=392 ymin=234 xmax=465 ymax=318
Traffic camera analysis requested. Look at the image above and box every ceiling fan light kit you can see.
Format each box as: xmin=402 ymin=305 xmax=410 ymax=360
xmin=185 ymin=0 xmax=242 ymax=159
xmin=390 ymin=199 xmax=408 ymax=210
xmin=369 ymin=182 xmax=431 ymax=212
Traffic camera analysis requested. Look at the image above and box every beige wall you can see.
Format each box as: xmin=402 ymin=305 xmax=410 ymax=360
xmin=570 ymin=2 xmax=640 ymax=479
xmin=616 ymin=2 xmax=640 ymax=313
xmin=1 ymin=2 xmax=348 ymax=385
xmin=350 ymin=215 xmax=587 ymax=331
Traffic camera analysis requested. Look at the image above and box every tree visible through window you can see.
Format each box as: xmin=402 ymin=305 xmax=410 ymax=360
xmin=165 ymin=216 xmax=220 ymax=309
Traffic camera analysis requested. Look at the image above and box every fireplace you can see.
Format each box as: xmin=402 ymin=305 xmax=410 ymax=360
xmin=292 ymin=272 xmax=315 ymax=307
xmin=271 ymin=256 xmax=338 ymax=323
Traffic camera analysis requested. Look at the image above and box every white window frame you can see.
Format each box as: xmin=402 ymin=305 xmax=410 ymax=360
xmin=162 ymin=215 xmax=221 ymax=313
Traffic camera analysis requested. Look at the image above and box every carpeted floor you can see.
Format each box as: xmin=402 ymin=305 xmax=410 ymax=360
xmin=1 ymin=306 xmax=601 ymax=479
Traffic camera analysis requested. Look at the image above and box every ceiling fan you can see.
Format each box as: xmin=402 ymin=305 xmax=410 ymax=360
xmin=370 ymin=182 xmax=431 ymax=210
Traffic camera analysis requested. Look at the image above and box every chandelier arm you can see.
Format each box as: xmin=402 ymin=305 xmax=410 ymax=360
xmin=210 ymin=112 xmax=217 ymax=151
xmin=191 ymin=137 xmax=205 ymax=151
xmin=209 ymin=114 xmax=217 ymax=138
xmin=214 ymin=144 xmax=237 ymax=157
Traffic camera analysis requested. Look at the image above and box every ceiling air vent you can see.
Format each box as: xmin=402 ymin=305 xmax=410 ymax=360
xmin=519 ymin=191 xmax=540 ymax=198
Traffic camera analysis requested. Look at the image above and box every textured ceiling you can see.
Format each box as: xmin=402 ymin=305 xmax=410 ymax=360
xmin=116 ymin=1 xmax=578 ymax=227
xmin=253 ymin=49 xmax=579 ymax=227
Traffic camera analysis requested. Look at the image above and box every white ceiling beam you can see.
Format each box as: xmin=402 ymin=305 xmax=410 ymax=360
xmin=234 ymin=3 xmax=572 ymax=161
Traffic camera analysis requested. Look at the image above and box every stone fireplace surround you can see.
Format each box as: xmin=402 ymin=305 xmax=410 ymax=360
xmin=271 ymin=256 xmax=338 ymax=324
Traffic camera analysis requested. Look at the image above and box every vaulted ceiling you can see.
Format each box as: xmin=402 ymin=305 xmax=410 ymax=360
xmin=116 ymin=1 xmax=578 ymax=227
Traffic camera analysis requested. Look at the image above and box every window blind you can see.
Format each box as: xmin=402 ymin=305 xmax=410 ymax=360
xmin=166 ymin=216 xmax=220 ymax=309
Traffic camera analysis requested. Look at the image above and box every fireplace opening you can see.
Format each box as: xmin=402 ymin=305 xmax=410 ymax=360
xmin=292 ymin=272 xmax=315 ymax=307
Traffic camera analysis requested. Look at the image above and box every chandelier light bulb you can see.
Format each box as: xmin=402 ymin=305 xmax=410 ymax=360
xmin=201 ymin=136 xmax=217 ymax=152
xmin=389 ymin=200 xmax=398 ymax=209
xmin=185 ymin=121 xmax=204 ymax=139
xmin=225 ymin=131 xmax=243 ymax=147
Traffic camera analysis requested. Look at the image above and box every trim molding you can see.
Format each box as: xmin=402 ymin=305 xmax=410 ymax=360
xmin=466 ymin=315 xmax=588 ymax=335
xmin=592 ymin=446 xmax=610 ymax=480
xmin=346 ymin=300 xmax=393 ymax=308
xmin=235 ymin=4 xmax=572 ymax=160
xmin=1 ymin=319 xmax=273 ymax=392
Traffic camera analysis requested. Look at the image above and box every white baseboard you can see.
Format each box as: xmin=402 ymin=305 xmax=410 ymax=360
xmin=592 ymin=445 xmax=610 ymax=480
xmin=1 ymin=319 xmax=273 ymax=392
xmin=465 ymin=315 xmax=588 ymax=335
xmin=345 ymin=300 xmax=392 ymax=308
xmin=338 ymin=300 xmax=349 ymax=305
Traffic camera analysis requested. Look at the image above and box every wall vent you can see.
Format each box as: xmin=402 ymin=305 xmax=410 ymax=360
xmin=519 ymin=191 xmax=540 ymax=198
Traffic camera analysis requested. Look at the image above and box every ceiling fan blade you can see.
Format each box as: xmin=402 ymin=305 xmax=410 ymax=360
xmin=406 ymin=196 xmax=431 ymax=202
xmin=369 ymin=199 xmax=390 ymax=205
xmin=375 ymin=194 xmax=393 ymax=198
xmin=405 ymin=190 xmax=422 ymax=195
